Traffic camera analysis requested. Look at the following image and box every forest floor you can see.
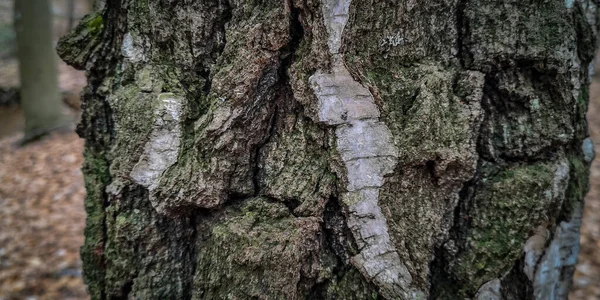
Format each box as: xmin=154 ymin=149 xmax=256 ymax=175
xmin=1 ymin=63 xmax=600 ymax=299
xmin=0 ymin=60 xmax=88 ymax=300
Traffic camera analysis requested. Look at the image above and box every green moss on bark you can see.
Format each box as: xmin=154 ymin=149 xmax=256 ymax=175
xmin=193 ymin=198 xmax=325 ymax=299
xmin=364 ymin=65 xmax=479 ymax=163
xmin=106 ymin=84 xmax=159 ymax=175
xmin=564 ymin=156 xmax=590 ymax=218
xmin=57 ymin=11 xmax=105 ymax=70
xmin=261 ymin=115 xmax=334 ymax=217
xmin=464 ymin=0 xmax=574 ymax=70
xmin=450 ymin=162 xmax=565 ymax=296
xmin=323 ymin=268 xmax=381 ymax=300
xmin=63 ymin=0 xmax=596 ymax=298
xmin=80 ymin=149 xmax=110 ymax=299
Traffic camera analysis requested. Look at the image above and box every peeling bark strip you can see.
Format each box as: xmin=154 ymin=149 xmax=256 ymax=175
xmin=57 ymin=0 xmax=597 ymax=298
xmin=532 ymin=206 xmax=583 ymax=299
xmin=310 ymin=0 xmax=422 ymax=298
xmin=476 ymin=207 xmax=584 ymax=300
xmin=130 ymin=94 xmax=182 ymax=193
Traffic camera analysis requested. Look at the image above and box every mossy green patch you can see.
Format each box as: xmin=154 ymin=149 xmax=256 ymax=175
xmin=321 ymin=268 xmax=381 ymax=299
xmin=103 ymin=199 xmax=147 ymax=296
xmin=262 ymin=116 xmax=334 ymax=216
xmin=575 ymin=86 xmax=591 ymax=140
xmin=521 ymin=2 xmax=569 ymax=54
xmin=194 ymin=198 xmax=324 ymax=299
xmin=98 ymin=184 xmax=198 ymax=299
xmin=80 ymin=149 xmax=110 ymax=300
xmin=56 ymin=11 xmax=105 ymax=69
xmin=564 ymin=156 xmax=590 ymax=217
xmin=465 ymin=0 xmax=573 ymax=69
xmin=106 ymin=84 xmax=156 ymax=172
xmin=365 ymin=64 xmax=477 ymax=163
xmin=450 ymin=162 xmax=562 ymax=296
xmin=86 ymin=14 xmax=104 ymax=37
xmin=579 ymin=85 xmax=590 ymax=108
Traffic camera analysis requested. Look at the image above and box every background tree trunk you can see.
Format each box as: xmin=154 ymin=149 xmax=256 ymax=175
xmin=15 ymin=0 xmax=69 ymax=141
xmin=58 ymin=0 xmax=598 ymax=299
xmin=67 ymin=0 xmax=77 ymax=32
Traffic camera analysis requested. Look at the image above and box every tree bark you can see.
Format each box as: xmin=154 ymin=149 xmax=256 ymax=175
xmin=15 ymin=0 xmax=69 ymax=141
xmin=58 ymin=0 xmax=598 ymax=299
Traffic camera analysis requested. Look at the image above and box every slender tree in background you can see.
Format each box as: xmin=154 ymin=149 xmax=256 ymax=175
xmin=58 ymin=0 xmax=597 ymax=299
xmin=14 ymin=0 xmax=69 ymax=141
xmin=67 ymin=0 xmax=77 ymax=32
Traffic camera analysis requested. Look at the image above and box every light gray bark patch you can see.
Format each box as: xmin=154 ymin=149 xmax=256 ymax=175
xmin=580 ymin=0 xmax=598 ymax=38
xmin=582 ymin=137 xmax=595 ymax=163
xmin=311 ymin=64 xmax=416 ymax=298
xmin=475 ymin=279 xmax=503 ymax=300
xmin=310 ymin=68 xmax=380 ymax=125
xmin=130 ymin=93 xmax=183 ymax=193
xmin=523 ymin=226 xmax=550 ymax=280
xmin=344 ymin=157 xmax=397 ymax=192
xmin=551 ymin=160 xmax=571 ymax=201
xmin=311 ymin=71 xmax=412 ymax=299
xmin=523 ymin=159 xmax=570 ymax=283
xmin=320 ymin=0 xmax=351 ymax=54
xmin=312 ymin=1 xmax=422 ymax=298
xmin=345 ymin=189 xmax=413 ymax=294
xmin=336 ymin=120 xmax=397 ymax=162
xmin=565 ymin=0 xmax=575 ymax=9
xmin=532 ymin=206 xmax=583 ymax=300
xmin=121 ymin=32 xmax=145 ymax=63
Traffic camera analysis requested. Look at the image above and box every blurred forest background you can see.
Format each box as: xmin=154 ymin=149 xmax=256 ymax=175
xmin=0 ymin=0 xmax=598 ymax=299
xmin=0 ymin=1 xmax=89 ymax=299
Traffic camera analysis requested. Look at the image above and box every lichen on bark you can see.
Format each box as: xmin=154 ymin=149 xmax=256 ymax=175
xmin=58 ymin=0 xmax=597 ymax=299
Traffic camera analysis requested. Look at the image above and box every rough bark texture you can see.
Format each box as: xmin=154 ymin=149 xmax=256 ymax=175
xmin=58 ymin=0 xmax=597 ymax=299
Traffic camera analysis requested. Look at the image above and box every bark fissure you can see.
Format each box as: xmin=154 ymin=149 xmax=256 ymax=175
xmin=58 ymin=0 xmax=597 ymax=298
xmin=252 ymin=0 xmax=305 ymax=199
xmin=185 ymin=215 xmax=200 ymax=300
xmin=455 ymin=0 xmax=468 ymax=67
xmin=310 ymin=1 xmax=420 ymax=298
xmin=252 ymin=107 xmax=279 ymax=196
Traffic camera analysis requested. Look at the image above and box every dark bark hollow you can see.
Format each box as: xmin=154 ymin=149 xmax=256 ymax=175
xmin=58 ymin=0 xmax=597 ymax=299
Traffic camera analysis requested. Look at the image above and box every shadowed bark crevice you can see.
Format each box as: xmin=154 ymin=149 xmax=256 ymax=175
xmin=500 ymin=259 xmax=535 ymax=300
xmin=111 ymin=280 xmax=133 ymax=300
xmin=323 ymin=196 xmax=355 ymax=265
xmin=251 ymin=0 xmax=305 ymax=197
xmin=252 ymin=105 xmax=279 ymax=196
xmin=58 ymin=0 xmax=596 ymax=298
xmin=307 ymin=196 xmax=381 ymax=299
xmin=454 ymin=0 xmax=469 ymax=68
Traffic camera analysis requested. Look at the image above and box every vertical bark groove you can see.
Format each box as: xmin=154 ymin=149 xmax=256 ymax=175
xmin=57 ymin=0 xmax=597 ymax=299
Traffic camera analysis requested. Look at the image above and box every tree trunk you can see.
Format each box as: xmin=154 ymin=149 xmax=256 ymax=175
xmin=14 ymin=0 xmax=69 ymax=141
xmin=67 ymin=0 xmax=77 ymax=32
xmin=58 ymin=0 xmax=597 ymax=299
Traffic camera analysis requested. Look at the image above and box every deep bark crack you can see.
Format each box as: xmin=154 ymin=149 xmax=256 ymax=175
xmin=455 ymin=0 xmax=468 ymax=67
xmin=251 ymin=0 xmax=305 ymax=198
